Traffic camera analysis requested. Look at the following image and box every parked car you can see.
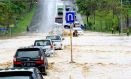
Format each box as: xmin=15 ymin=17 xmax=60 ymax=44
xmin=46 ymin=35 xmax=64 ymax=50
xmin=0 ymin=67 xmax=44 ymax=79
xmin=34 ymin=39 xmax=54 ymax=57
xmin=13 ymin=47 xmax=48 ymax=75
xmin=73 ymin=27 xmax=84 ymax=35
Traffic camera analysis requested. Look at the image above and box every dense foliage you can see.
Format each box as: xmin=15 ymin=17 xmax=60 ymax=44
xmin=76 ymin=0 xmax=131 ymax=33
xmin=0 ymin=0 xmax=37 ymax=28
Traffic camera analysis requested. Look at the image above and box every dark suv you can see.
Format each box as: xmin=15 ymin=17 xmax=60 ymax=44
xmin=13 ymin=47 xmax=48 ymax=75
xmin=0 ymin=67 xmax=44 ymax=79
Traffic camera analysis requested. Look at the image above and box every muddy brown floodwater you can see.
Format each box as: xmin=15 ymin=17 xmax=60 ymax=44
xmin=0 ymin=32 xmax=131 ymax=79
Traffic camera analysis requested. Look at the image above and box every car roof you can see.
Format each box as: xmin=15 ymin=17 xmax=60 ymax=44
xmin=0 ymin=68 xmax=37 ymax=77
xmin=0 ymin=67 xmax=36 ymax=72
xmin=46 ymin=35 xmax=61 ymax=37
xmin=18 ymin=47 xmax=40 ymax=50
xmin=17 ymin=47 xmax=41 ymax=51
xmin=75 ymin=21 xmax=79 ymax=23
xmin=73 ymin=27 xmax=82 ymax=29
xmin=35 ymin=39 xmax=52 ymax=43
xmin=35 ymin=39 xmax=51 ymax=41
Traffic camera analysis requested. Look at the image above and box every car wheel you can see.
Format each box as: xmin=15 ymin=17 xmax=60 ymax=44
xmin=46 ymin=54 xmax=50 ymax=57
xmin=48 ymin=54 xmax=50 ymax=57
xmin=13 ymin=65 xmax=17 ymax=67
xmin=40 ymin=67 xmax=47 ymax=75
xmin=43 ymin=67 xmax=47 ymax=75
xmin=46 ymin=63 xmax=48 ymax=69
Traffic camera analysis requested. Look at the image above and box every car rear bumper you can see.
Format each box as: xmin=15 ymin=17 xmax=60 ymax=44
xmin=13 ymin=64 xmax=46 ymax=68
xmin=78 ymin=32 xmax=84 ymax=35
xmin=54 ymin=45 xmax=62 ymax=49
xmin=45 ymin=50 xmax=54 ymax=55
xmin=54 ymin=43 xmax=63 ymax=49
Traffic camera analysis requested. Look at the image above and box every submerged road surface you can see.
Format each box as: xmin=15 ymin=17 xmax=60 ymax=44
xmin=0 ymin=32 xmax=131 ymax=79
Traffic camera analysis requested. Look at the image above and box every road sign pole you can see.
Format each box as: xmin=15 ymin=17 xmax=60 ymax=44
xmin=65 ymin=12 xmax=75 ymax=63
xmin=70 ymin=24 xmax=73 ymax=62
xmin=70 ymin=24 xmax=75 ymax=63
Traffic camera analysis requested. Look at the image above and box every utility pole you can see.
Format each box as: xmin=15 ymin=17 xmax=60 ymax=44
xmin=120 ymin=0 xmax=123 ymax=34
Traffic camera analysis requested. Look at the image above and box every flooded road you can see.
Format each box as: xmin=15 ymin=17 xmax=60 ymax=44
xmin=0 ymin=32 xmax=131 ymax=79
xmin=30 ymin=0 xmax=58 ymax=33
xmin=0 ymin=0 xmax=130 ymax=79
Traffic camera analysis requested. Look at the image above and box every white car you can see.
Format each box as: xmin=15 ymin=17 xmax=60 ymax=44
xmin=34 ymin=39 xmax=54 ymax=57
xmin=74 ymin=21 xmax=80 ymax=27
xmin=73 ymin=27 xmax=84 ymax=35
xmin=46 ymin=35 xmax=64 ymax=50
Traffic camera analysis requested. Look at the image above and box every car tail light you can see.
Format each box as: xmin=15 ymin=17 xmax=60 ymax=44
xmin=14 ymin=61 xmax=22 ymax=65
xmin=13 ymin=57 xmax=16 ymax=62
xmin=13 ymin=57 xmax=22 ymax=65
xmin=51 ymin=45 xmax=53 ymax=49
xmin=36 ymin=57 xmax=44 ymax=64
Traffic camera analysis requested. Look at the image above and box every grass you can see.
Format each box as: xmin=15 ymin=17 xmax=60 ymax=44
xmin=83 ymin=9 xmax=131 ymax=34
xmin=12 ymin=6 xmax=36 ymax=35
xmin=128 ymin=9 xmax=131 ymax=17
xmin=0 ymin=6 xmax=36 ymax=38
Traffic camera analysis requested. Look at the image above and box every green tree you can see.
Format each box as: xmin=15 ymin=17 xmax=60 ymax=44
xmin=0 ymin=0 xmax=36 ymax=29
xmin=76 ymin=0 xmax=97 ymax=23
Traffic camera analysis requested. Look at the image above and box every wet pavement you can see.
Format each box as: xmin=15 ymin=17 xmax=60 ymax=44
xmin=30 ymin=0 xmax=58 ymax=33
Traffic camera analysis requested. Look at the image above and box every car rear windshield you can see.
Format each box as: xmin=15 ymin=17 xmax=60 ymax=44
xmin=16 ymin=50 xmax=40 ymax=58
xmin=0 ymin=71 xmax=32 ymax=79
xmin=58 ymin=8 xmax=63 ymax=10
xmin=34 ymin=40 xmax=51 ymax=46
xmin=46 ymin=36 xmax=61 ymax=40
xmin=55 ymin=17 xmax=63 ymax=23
xmin=0 ymin=76 xmax=30 ymax=79
xmin=73 ymin=28 xmax=82 ymax=31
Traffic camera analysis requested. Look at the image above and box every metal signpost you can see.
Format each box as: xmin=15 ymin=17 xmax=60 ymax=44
xmin=0 ymin=28 xmax=8 ymax=35
xmin=10 ymin=24 xmax=14 ymax=37
xmin=66 ymin=12 xmax=75 ymax=63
